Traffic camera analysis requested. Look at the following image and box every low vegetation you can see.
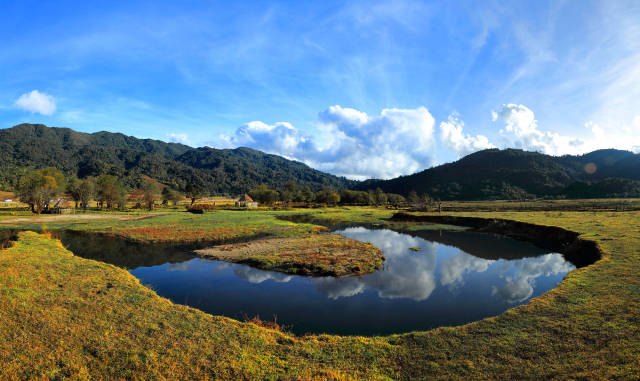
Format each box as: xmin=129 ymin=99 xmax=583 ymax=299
xmin=0 ymin=210 xmax=328 ymax=245
xmin=196 ymin=233 xmax=384 ymax=276
xmin=0 ymin=205 xmax=639 ymax=379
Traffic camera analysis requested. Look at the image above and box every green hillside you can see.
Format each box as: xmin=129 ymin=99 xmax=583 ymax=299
xmin=359 ymin=148 xmax=640 ymax=200
xmin=0 ymin=124 xmax=353 ymax=195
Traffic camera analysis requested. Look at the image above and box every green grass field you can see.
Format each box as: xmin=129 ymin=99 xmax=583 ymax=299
xmin=0 ymin=205 xmax=639 ymax=379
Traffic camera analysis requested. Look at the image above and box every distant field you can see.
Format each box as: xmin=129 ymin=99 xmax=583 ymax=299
xmin=0 ymin=205 xmax=639 ymax=378
xmin=439 ymin=198 xmax=640 ymax=212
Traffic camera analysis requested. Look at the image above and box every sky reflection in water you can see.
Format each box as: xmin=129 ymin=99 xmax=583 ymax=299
xmin=127 ymin=227 xmax=575 ymax=335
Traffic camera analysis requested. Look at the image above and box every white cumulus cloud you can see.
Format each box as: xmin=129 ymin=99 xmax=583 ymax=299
xmin=439 ymin=113 xmax=495 ymax=157
xmin=492 ymin=104 xmax=585 ymax=155
xmin=225 ymin=121 xmax=315 ymax=160
xmin=14 ymin=90 xmax=57 ymax=115
xmin=221 ymin=105 xmax=436 ymax=180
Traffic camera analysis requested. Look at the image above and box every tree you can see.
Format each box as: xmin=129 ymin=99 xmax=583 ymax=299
xmin=185 ymin=183 xmax=205 ymax=205
xmin=97 ymin=175 xmax=125 ymax=209
xmin=76 ymin=178 xmax=95 ymax=209
xmin=316 ymin=189 xmax=340 ymax=205
xmin=15 ymin=167 xmax=65 ymax=214
xmin=407 ymin=190 xmax=421 ymax=208
xmin=387 ymin=193 xmax=406 ymax=208
xmin=162 ymin=187 xmax=183 ymax=206
xmin=140 ymin=180 xmax=161 ymax=210
xmin=326 ymin=191 xmax=340 ymax=205
xmin=281 ymin=181 xmax=302 ymax=204
xmin=422 ymin=193 xmax=433 ymax=207
xmin=339 ymin=189 xmax=371 ymax=205
xmin=301 ymin=186 xmax=315 ymax=204
xmin=249 ymin=184 xmax=279 ymax=205
xmin=374 ymin=188 xmax=388 ymax=206
xmin=68 ymin=177 xmax=96 ymax=208
xmin=67 ymin=177 xmax=82 ymax=208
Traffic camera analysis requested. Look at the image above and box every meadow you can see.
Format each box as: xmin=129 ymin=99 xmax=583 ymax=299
xmin=0 ymin=204 xmax=638 ymax=379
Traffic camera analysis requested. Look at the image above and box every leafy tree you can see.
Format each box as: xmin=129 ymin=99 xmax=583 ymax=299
xmin=162 ymin=187 xmax=183 ymax=206
xmin=301 ymin=186 xmax=315 ymax=203
xmin=387 ymin=193 xmax=406 ymax=208
xmin=316 ymin=189 xmax=340 ymax=205
xmin=326 ymin=191 xmax=340 ymax=205
xmin=74 ymin=178 xmax=96 ymax=209
xmin=281 ymin=181 xmax=303 ymax=204
xmin=421 ymin=193 xmax=433 ymax=208
xmin=249 ymin=184 xmax=279 ymax=205
xmin=340 ymin=189 xmax=371 ymax=205
xmin=68 ymin=177 xmax=96 ymax=208
xmin=77 ymin=178 xmax=96 ymax=209
xmin=15 ymin=167 xmax=65 ymax=213
xmin=67 ymin=177 xmax=82 ymax=208
xmin=185 ymin=183 xmax=206 ymax=205
xmin=140 ymin=180 xmax=162 ymax=210
xmin=374 ymin=188 xmax=388 ymax=205
xmin=97 ymin=175 xmax=125 ymax=209
xmin=407 ymin=190 xmax=421 ymax=207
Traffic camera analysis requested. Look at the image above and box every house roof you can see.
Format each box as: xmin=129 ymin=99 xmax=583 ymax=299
xmin=238 ymin=194 xmax=254 ymax=202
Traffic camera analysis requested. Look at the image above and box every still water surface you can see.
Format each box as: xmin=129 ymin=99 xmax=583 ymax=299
xmin=56 ymin=227 xmax=576 ymax=335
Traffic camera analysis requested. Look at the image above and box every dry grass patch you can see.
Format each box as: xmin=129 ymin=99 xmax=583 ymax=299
xmin=197 ymin=233 xmax=384 ymax=276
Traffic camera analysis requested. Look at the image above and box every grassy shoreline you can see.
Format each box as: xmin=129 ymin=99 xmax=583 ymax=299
xmin=1 ymin=207 xmax=639 ymax=378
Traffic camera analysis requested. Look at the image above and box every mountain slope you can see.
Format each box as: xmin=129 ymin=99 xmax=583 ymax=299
xmin=176 ymin=147 xmax=353 ymax=193
xmin=0 ymin=124 xmax=353 ymax=194
xmin=358 ymin=148 xmax=640 ymax=200
xmin=1 ymin=124 xmax=637 ymax=199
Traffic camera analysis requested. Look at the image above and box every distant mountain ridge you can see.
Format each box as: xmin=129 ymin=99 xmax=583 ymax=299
xmin=0 ymin=123 xmax=354 ymax=194
xmin=1 ymin=123 xmax=638 ymax=199
xmin=358 ymin=148 xmax=640 ymax=199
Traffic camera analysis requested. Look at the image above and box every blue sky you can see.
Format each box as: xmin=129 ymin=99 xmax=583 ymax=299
xmin=1 ymin=0 xmax=639 ymax=179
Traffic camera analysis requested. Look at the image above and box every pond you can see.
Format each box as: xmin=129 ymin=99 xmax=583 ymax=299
xmin=39 ymin=226 xmax=581 ymax=336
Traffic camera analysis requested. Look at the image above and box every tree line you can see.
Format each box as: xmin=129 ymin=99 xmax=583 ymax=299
xmin=14 ymin=167 xmax=195 ymax=213
xmin=248 ymin=181 xmax=438 ymax=208
xmin=13 ymin=167 xmax=438 ymax=214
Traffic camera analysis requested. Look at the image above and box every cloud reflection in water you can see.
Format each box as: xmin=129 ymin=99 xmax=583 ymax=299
xmin=324 ymin=227 xmax=575 ymax=304
xmin=492 ymin=253 xmax=574 ymax=303
xmin=314 ymin=228 xmax=438 ymax=301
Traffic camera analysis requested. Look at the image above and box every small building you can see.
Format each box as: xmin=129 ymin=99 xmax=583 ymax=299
xmin=235 ymin=194 xmax=258 ymax=208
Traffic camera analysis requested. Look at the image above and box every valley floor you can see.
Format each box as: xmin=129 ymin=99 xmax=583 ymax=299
xmin=0 ymin=207 xmax=639 ymax=379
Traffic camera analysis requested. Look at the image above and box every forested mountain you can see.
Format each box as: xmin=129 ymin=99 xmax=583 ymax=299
xmin=1 ymin=124 xmax=638 ymax=199
xmin=358 ymin=148 xmax=640 ymax=200
xmin=0 ymin=124 xmax=353 ymax=195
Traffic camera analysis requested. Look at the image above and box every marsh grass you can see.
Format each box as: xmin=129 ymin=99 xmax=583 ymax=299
xmin=1 ymin=205 xmax=639 ymax=379
xmin=197 ymin=233 xmax=384 ymax=276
